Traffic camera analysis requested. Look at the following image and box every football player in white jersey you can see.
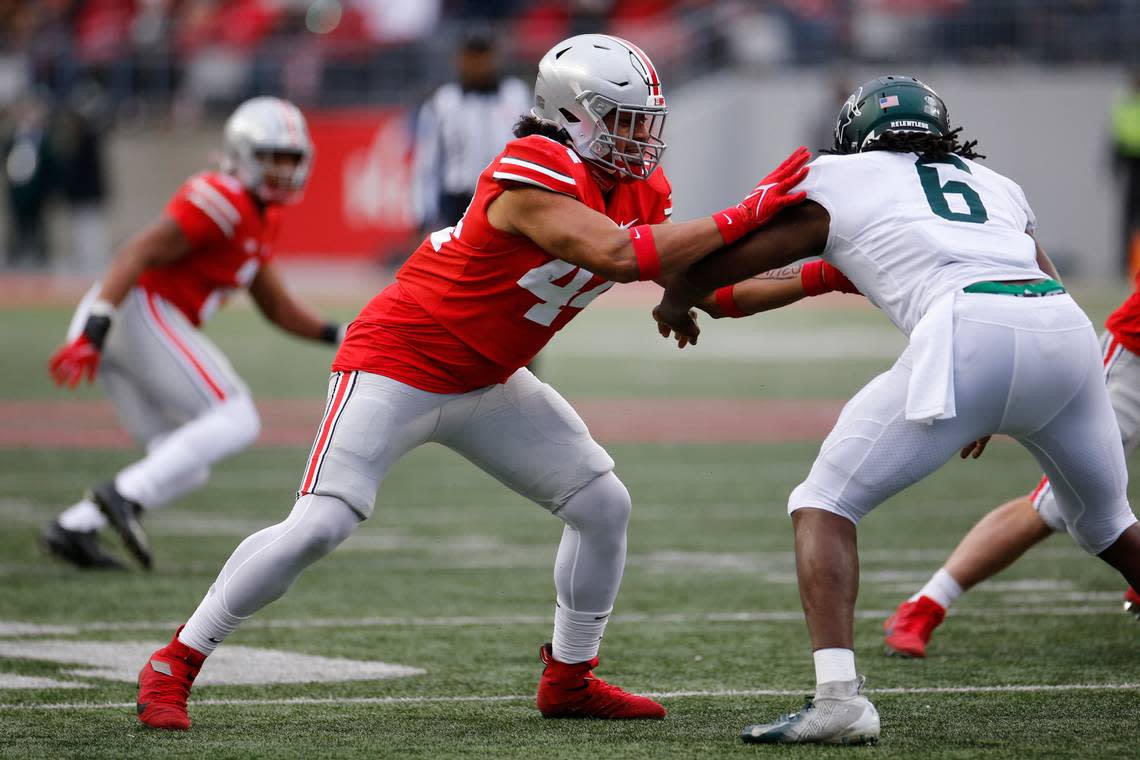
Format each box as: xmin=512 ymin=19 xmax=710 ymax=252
xmin=654 ymin=75 xmax=1140 ymax=746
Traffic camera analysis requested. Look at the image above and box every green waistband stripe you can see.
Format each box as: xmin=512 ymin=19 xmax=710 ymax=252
xmin=963 ymin=280 xmax=1066 ymax=297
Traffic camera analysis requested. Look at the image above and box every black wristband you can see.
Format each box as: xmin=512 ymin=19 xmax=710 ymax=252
xmin=83 ymin=314 xmax=112 ymax=350
xmin=319 ymin=323 xmax=342 ymax=345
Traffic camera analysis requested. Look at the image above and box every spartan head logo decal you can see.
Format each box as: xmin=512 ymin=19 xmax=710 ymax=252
xmin=834 ymin=85 xmax=864 ymax=150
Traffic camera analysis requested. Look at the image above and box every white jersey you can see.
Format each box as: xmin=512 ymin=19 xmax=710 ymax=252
xmin=801 ymin=151 xmax=1045 ymax=335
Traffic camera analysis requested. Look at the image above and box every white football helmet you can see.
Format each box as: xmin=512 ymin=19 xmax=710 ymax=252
xmin=532 ymin=34 xmax=667 ymax=180
xmin=221 ymin=96 xmax=313 ymax=205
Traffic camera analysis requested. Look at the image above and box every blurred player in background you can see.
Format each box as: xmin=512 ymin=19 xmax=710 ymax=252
xmin=411 ymin=26 xmax=531 ymax=232
xmin=654 ymin=75 xmax=1140 ymax=745
xmin=132 ymin=34 xmax=810 ymax=731
xmin=42 ymin=97 xmax=345 ymax=571
xmin=1112 ymin=70 xmax=1140 ymax=274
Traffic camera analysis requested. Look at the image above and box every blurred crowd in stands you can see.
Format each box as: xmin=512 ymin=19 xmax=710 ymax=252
xmin=2 ymin=0 xmax=1139 ymax=269
xmin=2 ymin=1 xmax=1138 ymax=118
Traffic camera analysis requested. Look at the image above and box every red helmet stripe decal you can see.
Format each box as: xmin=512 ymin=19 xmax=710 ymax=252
xmin=602 ymin=35 xmax=660 ymax=97
xmin=278 ymin=100 xmax=299 ymax=144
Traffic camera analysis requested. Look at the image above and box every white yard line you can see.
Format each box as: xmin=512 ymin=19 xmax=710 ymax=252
xmin=1 ymin=604 xmax=1130 ymax=638
xmin=2 ymin=682 xmax=1137 ymax=711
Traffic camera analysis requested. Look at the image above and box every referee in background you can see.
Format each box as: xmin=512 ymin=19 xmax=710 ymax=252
xmin=411 ymin=27 xmax=532 ymax=233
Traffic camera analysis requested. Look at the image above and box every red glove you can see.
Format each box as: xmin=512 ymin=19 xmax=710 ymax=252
xmin=713 ymin=146 xmax=812 ymax=245
xmin=49 ymin=334 xmax=101 ymax=388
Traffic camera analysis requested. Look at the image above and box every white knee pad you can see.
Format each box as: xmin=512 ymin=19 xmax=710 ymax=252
xmin=556 ymin=472 xmax=632 ymax=536
xmin=788 ymin=481 xmax=863 ymax=525
xmin=216 ymin=394 xmax=261 ymax=453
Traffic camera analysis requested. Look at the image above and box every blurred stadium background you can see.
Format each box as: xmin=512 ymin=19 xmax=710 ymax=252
xmin=2 ymin=0 xmax=1140 ymax=275
xmin=2 ymin=2 xmax=1140 ymax=758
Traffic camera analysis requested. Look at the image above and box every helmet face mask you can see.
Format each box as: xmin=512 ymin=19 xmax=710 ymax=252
xmin=222 ymin=97 xmax=314 ymax=205
xmin=833 ymin=75 xmax=950 ymax=155
xmin=532 ymin=34 xmax=668 ymax=180
xmin=588 ymin=94 xmax=667 ymax=180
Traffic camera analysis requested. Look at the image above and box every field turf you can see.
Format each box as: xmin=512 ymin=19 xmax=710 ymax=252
xmin=1 ymin=282 xmax=1137 ymax=758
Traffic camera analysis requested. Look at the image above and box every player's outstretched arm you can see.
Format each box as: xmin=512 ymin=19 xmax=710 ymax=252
xmin=700 ymin=260 xmax=860 ymax=318
xmin=247 ymin=262 xmax=343 ymax=345
xmin=489 ymin=146 xmax=812 ymax=284
xmin=99 ymin=217 xmax=193 ymax=307
xmin=654 ymin=201 xmax=831 ymax=344
xmin=49 ymin=217 xmax=191 ymax=388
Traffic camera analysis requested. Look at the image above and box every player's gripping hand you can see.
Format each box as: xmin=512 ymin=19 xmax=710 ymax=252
xmin=652 ymin=300 xmax=700 ymax=349
xmin=49 ymin=308 xmax=112 ymax=388
xmin=713 ymin=146 xmax=812 ymax=245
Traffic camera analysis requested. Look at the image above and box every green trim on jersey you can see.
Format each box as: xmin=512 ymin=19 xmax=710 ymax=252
xmin=963 ymin=280 xmax=1066 ymax=297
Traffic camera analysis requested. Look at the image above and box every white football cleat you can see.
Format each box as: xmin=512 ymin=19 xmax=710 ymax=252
xmin=741 ymin=676 xmax=880 ymax=745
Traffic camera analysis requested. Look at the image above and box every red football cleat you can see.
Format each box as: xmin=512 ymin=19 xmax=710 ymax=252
xmin=1124 ymin=586 xmax=1140 ymax=620
xmin=883 ymin=595 xmax=946 ymax=658
xmin=136 ymin=626 xmax=206 ymax=730
xmin=536 ymin=643 xmax=665 ymax=719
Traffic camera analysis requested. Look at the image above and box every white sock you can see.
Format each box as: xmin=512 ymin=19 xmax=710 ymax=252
xmin=57 ymin=498 xmax=107 ymax=532
xmin=909 ymin=567 xmax=962 ymax=610
xmin=179 ymin=584 xmax=247 ymax=656
xmin=551 ymin=601 xmax=611 ymax=664
xmin=813 ymin=648 xmax=857 ymax=685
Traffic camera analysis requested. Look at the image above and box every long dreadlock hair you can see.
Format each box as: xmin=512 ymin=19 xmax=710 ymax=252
xmin=823 ymin=126 xmax=984 ymax=161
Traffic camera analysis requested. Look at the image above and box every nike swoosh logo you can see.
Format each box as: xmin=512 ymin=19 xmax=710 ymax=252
xmin=721 ymin=214 xmax=733 ymax=225
xmin=618 ymin=218 xmax=640 ymax=229
xmin=632 ymin=228 xmax=642 ymax=239
xmin=750 ymin=182 xmax=775 ymax=209
xmin=208 ymin=637 xmax=223 ymax=643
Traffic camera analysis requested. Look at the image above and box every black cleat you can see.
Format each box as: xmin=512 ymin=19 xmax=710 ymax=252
xmin=40 ymin=521 xmax=126 ymax=570
xmin=91 ymin=482 xmax=152 ymax=570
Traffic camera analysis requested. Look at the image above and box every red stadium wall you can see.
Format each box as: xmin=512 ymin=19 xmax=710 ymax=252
xmin=274 ymin=108 xmax=416 ymax=261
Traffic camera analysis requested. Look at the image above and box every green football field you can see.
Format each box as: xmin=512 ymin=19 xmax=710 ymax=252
xmin=1 ymin=282 xmax=1138 ymax=758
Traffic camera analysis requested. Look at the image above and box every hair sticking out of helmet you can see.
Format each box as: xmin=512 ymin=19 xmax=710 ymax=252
xmin=530 ymin=34 xmax=667 ymax=180
xmin=221 ymin=97 xmax=314 ymax=205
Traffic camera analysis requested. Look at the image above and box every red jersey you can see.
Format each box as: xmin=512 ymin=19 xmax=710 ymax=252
xmin=335 ymin=135 xmax=673 ymax=392
xmin=1105 ymin=269 xmax=1140 ymax=355
xmin=138 ymin=171 xmax=280 ymax=326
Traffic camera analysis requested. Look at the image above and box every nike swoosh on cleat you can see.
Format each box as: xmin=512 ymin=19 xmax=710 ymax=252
xmin=137 ymin=702 xmax=149 ymax=715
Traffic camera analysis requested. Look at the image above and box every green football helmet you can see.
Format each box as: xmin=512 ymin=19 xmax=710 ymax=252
xmin=833 ymin=75 xmax=950 ymax=154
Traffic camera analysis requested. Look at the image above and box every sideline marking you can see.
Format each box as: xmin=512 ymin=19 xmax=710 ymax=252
xmin=2 ymin=682 xmax=1137 ymax=711
xmin=0 ymin=640 xmax=424 ymax=686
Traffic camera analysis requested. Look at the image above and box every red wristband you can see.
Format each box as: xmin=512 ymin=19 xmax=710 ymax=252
xmin=800 ymin=260 xmax=829 ymax=296
xmin=630 ymin=224 xmax=660 ymax=281
xmin=712 ymin=207 xmax=747 ymax=245
xmin=714 ymin=285 xmax=747 ymax=318
xmin=802 ymin=260 xmax=859 ymax=296
xmin=822 ymin=262 xmax=859 ymax=294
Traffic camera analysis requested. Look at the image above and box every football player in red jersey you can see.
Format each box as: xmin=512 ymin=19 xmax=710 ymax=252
xmin=133 ymin=34 xmax=811 ymax=730
xmin=42 ymin=97 xmax=344 ymax=571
